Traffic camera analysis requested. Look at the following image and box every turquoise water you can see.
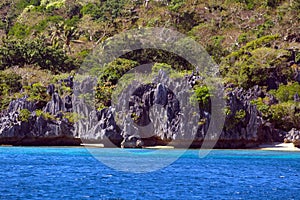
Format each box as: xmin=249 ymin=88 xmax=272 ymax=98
xmin=0 ymin=147 xmax=299 ymax=200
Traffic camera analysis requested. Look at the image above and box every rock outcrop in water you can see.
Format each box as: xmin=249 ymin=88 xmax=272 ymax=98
xmin=0 ymin=72 xmax=297 ymax=148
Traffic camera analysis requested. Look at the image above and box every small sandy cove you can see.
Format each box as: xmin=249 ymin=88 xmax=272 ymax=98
xmin=258 ymin=143 xmax=300 ymax=151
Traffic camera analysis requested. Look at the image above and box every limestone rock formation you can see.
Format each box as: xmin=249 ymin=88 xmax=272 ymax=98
xmin=0 ymin=72 xmax=294 ymax=148
xmin=0 ymin=83 xmax=78 ymax=145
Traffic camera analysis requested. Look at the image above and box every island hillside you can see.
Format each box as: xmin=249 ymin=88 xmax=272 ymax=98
xmin=0 ymin=0 xmax=299 ymax=148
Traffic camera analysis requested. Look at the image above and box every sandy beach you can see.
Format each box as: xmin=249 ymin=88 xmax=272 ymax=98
xmin=257 ymin=143 xmax=300 ymax=151
xmin=143 ymin=145 xmax=175 ymax=149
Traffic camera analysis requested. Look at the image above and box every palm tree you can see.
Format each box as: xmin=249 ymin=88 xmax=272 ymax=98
xmin=48 ymin=23 xmax=83 ymax=54
xmin=48 ymin=22 xmax=64 ymax=48
xmin=63 ymin=26 xmax=78 ymax=54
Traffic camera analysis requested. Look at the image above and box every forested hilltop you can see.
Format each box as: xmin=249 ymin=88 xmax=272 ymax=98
xmin=0 ymin=0 xmax=299 ymax=147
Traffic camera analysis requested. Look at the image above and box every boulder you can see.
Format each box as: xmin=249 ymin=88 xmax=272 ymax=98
xmin=284 ymin=128 xmax=300 ymax=144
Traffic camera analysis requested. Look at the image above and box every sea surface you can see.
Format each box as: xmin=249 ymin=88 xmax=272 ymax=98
xmin=0 ymin=147 xmax=299 ymax=200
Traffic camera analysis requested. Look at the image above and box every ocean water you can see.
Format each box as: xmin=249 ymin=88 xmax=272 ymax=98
xmin=0 ymin=147 xmax=299 ymax=200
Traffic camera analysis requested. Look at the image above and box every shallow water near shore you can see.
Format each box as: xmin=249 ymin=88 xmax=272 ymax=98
xmin=0 ymin=147 xmax=299 ymax=199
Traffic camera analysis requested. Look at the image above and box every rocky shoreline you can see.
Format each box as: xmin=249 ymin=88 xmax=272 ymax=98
xmin=0 ymin=71 xmax=299 ymax=149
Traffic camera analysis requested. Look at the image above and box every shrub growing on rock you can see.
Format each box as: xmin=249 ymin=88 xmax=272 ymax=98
xmin=269 ymin=82 xmax=300 ymax=102
xmin=94 ymin=58 xmax=138 ymax=109
xmin=18 ymin=108 xmax=31 ymax=122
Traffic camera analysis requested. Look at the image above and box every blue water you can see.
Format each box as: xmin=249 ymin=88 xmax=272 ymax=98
xmin=0 ymin=147 xmax=299 ymax=200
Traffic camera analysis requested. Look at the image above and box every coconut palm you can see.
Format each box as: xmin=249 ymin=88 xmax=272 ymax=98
xmin=48 ymin=23 xmax=83 ymax=54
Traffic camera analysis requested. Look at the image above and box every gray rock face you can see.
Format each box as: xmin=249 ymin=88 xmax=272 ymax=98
xmin=47 ymin=84 xmax=55 ymax=96
xmin=294 ymin=69 xmax=300 ymax=84
xmin=0 ymin=96 xmax=35 ymax=138
xmin=72 ymin=77 xmax=123 ymax=146
xmin=81 ymin=108 xmax=122 ymax=144
xmin=154 ymin=83 xmax=168 ymax=105
xmin=219 ymin=85 xmax=264 ymax=147
xmin=44 ymin=92 xmax=64 ymax=115
xmin=0 ymin=72 xmax=291 ymax=148
xmin=115 ymin=70 xmax=277 ymax=148
xmin=285 ymin=128 xmax=300 ymax=145
xmin=8 ymin=96 xmax=36 ymax=113
xmin=294 ymin=93 xmax=300 ymax=102
xmin=122 ymin=82 xmax=181 ymax=146
xmin=0 ymin=81 xmax=78 ymax=145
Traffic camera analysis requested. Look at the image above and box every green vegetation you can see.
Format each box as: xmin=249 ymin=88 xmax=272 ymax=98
xmin=33 ymin=16 xmax=64 ymax=33
xmin=18 ymin=108 xmax=31 ymax=122
xmin=62 ymin=112 xmax=81 ymax=123
xmin=35 ymin=109 xmax=56 ymax=120
xmin=252 ymin=99 xmax=300 ymax=131
xmin=23 ymin=82 xmax=49 ymax=103
xmin=270 ymin=83 xmax=300 ymax=102
xmin=269 ymin=102 xmax=300 ymax=130
xmin=190 ymin=85 xmax=211 ymax=109
xmin=0 ymin=71 xmax=22 ymax=96
xmin=251 ymin=97 xmax=271 ymax=118
xmin=152 ymin=63 xmax=173 ymax=74
xmin=235 ymin=109 xmax=246 ymax=120
xmin=97 ymin=58 xmax=138 ymax=85
xmin=0 ymin=71 xmax=22 ymax=110
xmin=206 ymin=36 xmax=228 ymax=64
xmin=8 ymin=22 xmax=31 ymax=38
xmin=225 ymin=109 xmax=247 ymax=127
xmin=41 ymin=0 xmax=65 ymax=10
xmin=221 ymin=36 xmax=292 ymax=89
xmin=94 ymin=58 xmax=138 ymax=108
xmin=79 ymin=0 xmax=137 ymax=28
xmin=17 ymin=0 xmax=40 ymax=9
xmin=251 ymin=83 xmax=300 ymax=130
xmin=0 ymin=38 xmax=77 ymax=72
